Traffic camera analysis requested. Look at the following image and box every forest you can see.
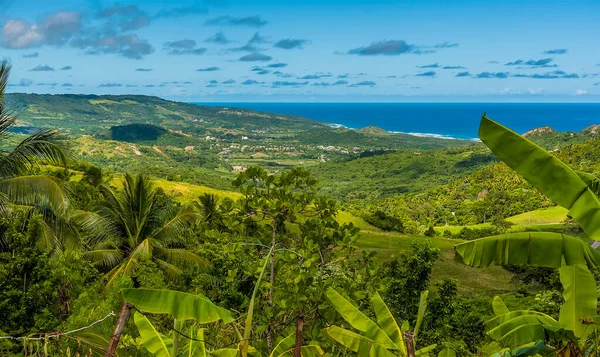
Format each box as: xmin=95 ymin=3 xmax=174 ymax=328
xmin=3 ymin=58 xmax=600 ymax=357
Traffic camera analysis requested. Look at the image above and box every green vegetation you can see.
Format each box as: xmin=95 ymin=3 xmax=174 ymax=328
xmin=6 ymin=62 xmax=600 ymax=356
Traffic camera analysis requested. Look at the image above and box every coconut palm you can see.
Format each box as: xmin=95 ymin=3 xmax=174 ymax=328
xmin=81 ymin=173 xmax=207 ymax=285
xmin=0 ymin=60 xmax=70 ymax=250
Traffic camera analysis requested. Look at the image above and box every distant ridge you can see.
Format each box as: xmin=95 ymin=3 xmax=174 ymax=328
xmin=522 ymin=126 xmax=556 ymax=137
xmin=356 ymin=126 xmax=391 ymax=135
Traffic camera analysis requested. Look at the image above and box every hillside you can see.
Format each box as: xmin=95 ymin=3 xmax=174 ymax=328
xmin=312 ymin=145 xmax=495 ymax=200
xmin=5 ymin=93 xmax=470 ymax=151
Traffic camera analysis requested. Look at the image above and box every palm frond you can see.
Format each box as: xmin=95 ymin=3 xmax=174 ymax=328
xmin=105 ymin=256 xmax=139 ymax=286
xmin=152 ymin=206 xmax=200 ymax=243
xmin=0 ymin=175 xmax=69 ymax=214
xmin=154 ymin=258 xmax=184 ymax=281
xmin=0 ymin=60 xmax=9 ymax=102
xmin=159 ymin=248 xmax=211 ymax=270
xmin=0 ymin=130 xmax=69 ymax=177
xmin=84 ymin=248 xmax=123 ymax=268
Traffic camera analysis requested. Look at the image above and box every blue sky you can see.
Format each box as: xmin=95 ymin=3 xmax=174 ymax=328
xmin=2 ymin=0 xmax=600 ymax=102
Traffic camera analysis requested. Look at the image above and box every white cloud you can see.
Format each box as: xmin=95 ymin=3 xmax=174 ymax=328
xmin=1 ymin=12 xmax=82 ymax=49
xmin=576 ymin=89 xmax=587 ymax=96
xmin=528 ymin=88 xmax=543 ymax=95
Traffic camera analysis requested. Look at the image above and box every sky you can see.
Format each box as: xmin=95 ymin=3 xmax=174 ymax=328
xmin=1 ymin=0 xmax=600 ymax=102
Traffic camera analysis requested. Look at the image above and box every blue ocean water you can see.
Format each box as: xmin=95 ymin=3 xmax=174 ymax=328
xmin=196 ymin=102 xmax=600 ymax=140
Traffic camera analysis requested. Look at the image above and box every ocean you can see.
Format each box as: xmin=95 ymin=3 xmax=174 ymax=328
xmin=196 ymin=102 xmax=600 ymax=140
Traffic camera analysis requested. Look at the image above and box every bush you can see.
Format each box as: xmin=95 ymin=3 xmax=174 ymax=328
xmin=364 ymin=210 xmax=404 ymax=232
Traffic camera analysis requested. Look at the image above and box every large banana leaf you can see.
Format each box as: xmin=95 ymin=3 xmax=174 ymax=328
xmin=134 ymin=312 xmax=173 ymax=357
xmin=326 ymin=287 xmax=399 ymax=350
xmin=323 ymin=326 xmax=374 ymax=353
xmin=558 ymin=264 xmax=597 ymax=338
xmin=276 ymin=346 xmax=326 ymax=357
xmin=371 ymin=292 xmax=407 ymax=356
xmin=122 ymin=288 xmax=234 ymax=324
xmin=478 ymin=115 xmax=600 ymax=240
xmin=454 ymin=232 xmax=600 ymax=269
xmin=487 ymin=315 xmax=576 ymax=348
xmin=486 ymin=310 xmax=558 ymax=330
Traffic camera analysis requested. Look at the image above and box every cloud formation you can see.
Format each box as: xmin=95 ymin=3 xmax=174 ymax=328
xmin=8 ymin=78 xmax=33 ymax=87
xmin=312 ymin=80 xmax=348 ymax=86
xmin=455 ymin=71 xmax=470 ymax=77
xmin=416 ymin=71 xmax=436 ymax=77
xmin=98 ymin=82 xmax=123 ymax=87
xmin=136 ymin=68 xmax=152 ymax=72
xmin=205 ymin=32 xmax=232 ymax=45
xmin=205 ymin=15 xmax=267 ymax=27
xmin=505 ymin=58 xmax=555 ymax=68
xmin=267 ymin=63 xmax=287 ymax=68
xmin=241 ymin=79 xmax=263 ymax=85
xmin=248 ymin=32 xmax=269 ymax=44
xmin=22 ymin=52 xmax=39 ymax=58
xmin=474 ymin=72 xmax=510 ymax=78
xmin=272 ymin=81 xmax=308 ymax=87
xmin=197 ymin=66 xmax=220 ymax=72
xmin=274 ymin=39 xmax=308 ymax=50
xmin=163 ymin=39 xmax=206 ymax=55
xmin=60 ymin=65 xmax=72 ymax=70
xmin=239 ymin=53 xmax=272 ymax=62
xmin=543 ymin=49 xmax=567 ymax=55
xmin=298 ymin=73 xmax=332 ymax=79
xmin=347 ymin=40 xmax=457 ymax=56
xmin=416 ymin=63 xmax=440 ymax=68
xmin=1 ymin=11 xmax=82 ymax=49
xmin=30 ymin=64 xmax=54 ymax=71
xmin=350 ymin=81 xmax=376 ymax=86
xmin=73 ymin=34 xmax=154 ymax=59
xmin=442 ymin=65 xmax=466 ymax=69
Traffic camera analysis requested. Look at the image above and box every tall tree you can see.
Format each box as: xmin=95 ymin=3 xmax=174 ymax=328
xmin=81 ymin=173 xmax=207 ymax=285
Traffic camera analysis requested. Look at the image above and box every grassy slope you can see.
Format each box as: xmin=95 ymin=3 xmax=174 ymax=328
xmin=336 ymin=211 xmax=516 ymax=294
xmin=434 ymin=206 xmax=569 ymax=234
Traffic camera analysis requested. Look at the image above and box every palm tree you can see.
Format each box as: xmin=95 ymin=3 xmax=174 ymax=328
xmin=195 ymin=193 xmax=223 ymax=229
xmin=81 ymin=173 xmax=207 ymax=285
xmin=0 ymin=60 xmax=70 ymax=250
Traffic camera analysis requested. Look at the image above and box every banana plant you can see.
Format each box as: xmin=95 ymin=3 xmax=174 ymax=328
xmin=122 ymin=288 xmax=235 ymax=357
xmin=454 ymin=115 xmax=600 ymax=355
xmin=323 ymin=287 xmax=435 ymax=356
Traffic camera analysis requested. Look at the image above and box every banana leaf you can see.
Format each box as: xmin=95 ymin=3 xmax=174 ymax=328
xmin=492 ymin=296 xmax=510 ymax=317
xmin=454 ymin=232 xmax=600 ymax=269
xmin=414 ymin=290 xmax=428 ymax=339
xmin=134 ymin=312 xmax=173 ymax=357
xmin=478 ymin=115 xmax=600 ymax=240
xmin=559 ymin=264 xmax=597 ymax=338
xmin=323 ymin=326 xmax=374 ymax=353
xmin=371 ymin=292 xmax=407 ymax=356
xmin=486 ymin=310 xmax=558 ymax=330
xmin=509 ymin=341 xmax=554 ymax=357
xmin=186 ymin=328 xmax=207 ymax=357
xmin=437 ymin=347 xmax=456 ymax=357
xmin=277 ymin=345 xmax=326 ymax=357
xmin=122 ymin=289 xmax=234 ymax=324
xmin=488 ymin=315 xmax=576 ymax=348
xmin=326 ymin=288 xmax=399 ymax=350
